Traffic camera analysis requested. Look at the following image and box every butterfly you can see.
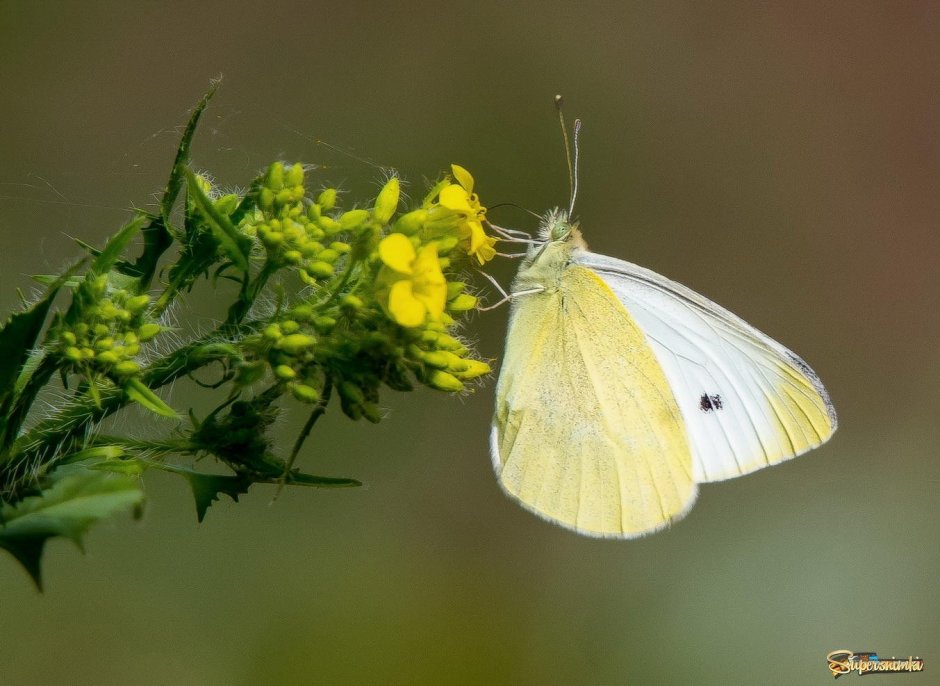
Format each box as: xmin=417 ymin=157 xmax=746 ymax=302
xmin=489 ymin=208 xmax=837 ymax=538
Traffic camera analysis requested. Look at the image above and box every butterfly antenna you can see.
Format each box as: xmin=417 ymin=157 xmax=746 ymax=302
xmin=569 ymin=118 xmax=582 ymax=218
xmin=555 ymin=95 xmax=575 ymax=215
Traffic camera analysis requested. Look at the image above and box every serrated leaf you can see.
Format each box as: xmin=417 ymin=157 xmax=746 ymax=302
xmin=0 ymin=267 xmax=78 ymax=449
xmin=0 ymin=465 xmax=145 ymax=589
xmin=124 ymin=377 xmax=177 ymax=418
xmin=183 ymin=471 xmax=253 ymax=522
xmin=184 ymin=168 xmax=251 ymax=272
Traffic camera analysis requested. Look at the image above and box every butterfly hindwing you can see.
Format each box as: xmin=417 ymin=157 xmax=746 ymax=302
xmin=575 ymin=251 xmax=837 ymax=483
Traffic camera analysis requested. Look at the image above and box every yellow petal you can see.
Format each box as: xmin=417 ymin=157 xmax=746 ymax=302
xmin=450 ymin=164 xmax=474 ymax=194
xmin=467 ymin=220 xmax=487 ymax=252
xmin=475 ymin=236 xmax=497 ymax=264
xmin=416 ymin=279 xmax=447 ymax=320
xmin=388 ymin=279 xmax=426 ymax=327
xmin=414 ymin=245 xmax=444 ymax=281
xmin=438 ymin=184 xmax=473 ymax=212
xmin=378 ymin=233 xmax=416 ymax=274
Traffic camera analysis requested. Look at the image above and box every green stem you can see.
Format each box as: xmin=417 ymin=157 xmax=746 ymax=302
xmin=279 ymin=378 xmax=333 ymax=490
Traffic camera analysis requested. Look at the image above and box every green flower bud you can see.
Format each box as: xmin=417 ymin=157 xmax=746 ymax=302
xmin=291 ymin=305 xmax=314 ymax=321
xmin=286 ymin=163 xmax=305 ymax=188
xmin=434 ymin=334 xmax=466 ymax=352
xmin=339 ymin=209 xmax=370 ymax=230
xmin=64 ymin=346 xmax=83 ymax=362
xmin=338 ymin=380 xmax=365 ymax=405
xmin=361 ymin=402 xmax=382 ymax=424
xmin=259 ymin=188 xmax=275 ymax=210
xmin=215 ymin=193 xmax=239 ymax=216
xmin=124 ymin=332 xmax=139 ymax=345
xmin=316 ymin=249 xmax=340 ymax=263
xmin=446 ymin=282 xmax=466 ymax=300
xmin=317 ymin=188 xmax=337 ymax=211
xmin=125 ymin=295 xmax=151 ymax=313
xmin=81 ymin=347 xmax=96 ymax=359
xmin=263 ymin=324 xmax=283 ymax=341
xmin=436 ymin=236 xmax=459 ymax=253
xmin=317 ymin=216 xmax=340 ymax=234
xmin=61 ymin=331 xmax=77 ymax=346
xmin=283 ymin=250 xmax=303 ymax=265
xmin=373 ymin=177 xmax=400 ymax=224
xmin=290 ymin=383 xmax=321 ymax=403
xmin=125 ymin=344 xmax=140 ymax=356
xmin=75 ymin=323 xmax=89 ymax=336
xmin=393 ymin=209 xmax=427 ymax=235
xmin=97 ymin=350 xmax=119 ymax=364
xmin=274 ymin=364 xmax=297 ymax=380
xmin=448 ymin=294 xmax=478 ymax=312
xmin=266 ymin=162 xmax=285 ymax=191
xmin=137 ymin=323 xmax=162 ymax=341
xmin=95 ymin=337 xmax=115 ymax=351
xmin=93 ymin=323 xmax=110 ymax=336
xmin=113 ymin=360 xmax=140 ymax=376
xmin=280 ymin=320 xmax=300 ymax=334
xmin=426 ymin=369 xmax=464 ymax=392
xmin=307 ymin=261 xmax=334 ymax=279
xmin=340 ymin=294 xmax=364 ymax=310
xmin=313 ymin=316 xmax=336 ymax=333
xmin=452 ymin=359 xmax=491 ymax=380
xmin=275 ymin=189 xmax=295 ymax=206
xmin=277 ymin=333 xmax=317 ymax=354
xmin=330 ymin=241 xmax=351 ymax=254
xmin=421 ymin=351 xmax=451 ymax=369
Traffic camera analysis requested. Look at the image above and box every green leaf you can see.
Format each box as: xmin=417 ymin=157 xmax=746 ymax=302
xmin=184 ymin=471 xmax=253 ymax=523
xmin=283 ymin=472 xmax=362 ymax=488
xmin=184 ymin=167 xmax=251 ymax=272
xmin=0 ymin=465 xmax=145 ymax=589
xmin=0 ymin=266 xmax=79 ymax=449
xmin=124 ymin=377 xmax=177 ymax=418
xmin=163 ymin=81 xmax=220 ymax=223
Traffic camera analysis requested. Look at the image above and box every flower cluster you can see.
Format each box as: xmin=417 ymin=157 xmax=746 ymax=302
xmin=53 ymin=276 xmax=160 ymax=383
xmin=237 ymin=163 xmax=496 ymax=421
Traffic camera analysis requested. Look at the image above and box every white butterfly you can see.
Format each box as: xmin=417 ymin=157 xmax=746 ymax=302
xmin=489 ymin=209 xmax=837 ymax=538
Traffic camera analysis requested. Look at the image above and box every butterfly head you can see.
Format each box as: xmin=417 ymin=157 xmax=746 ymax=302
xmin=537 ymin=208 xmax=586 ymax=248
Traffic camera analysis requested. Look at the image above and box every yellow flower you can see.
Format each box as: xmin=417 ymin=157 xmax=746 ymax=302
xmin=377 ymin=233 xmax=447 ymax=327
xmin=437 ymin=165 xmax=496 ymax=264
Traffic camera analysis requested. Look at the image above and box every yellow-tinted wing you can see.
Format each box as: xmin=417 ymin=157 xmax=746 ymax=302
xmin=491 ymin=266 xmax=697 ymax=538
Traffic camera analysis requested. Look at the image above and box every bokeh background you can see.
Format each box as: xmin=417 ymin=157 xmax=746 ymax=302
xmin=1 ymin=2 xmax=938 ymax=684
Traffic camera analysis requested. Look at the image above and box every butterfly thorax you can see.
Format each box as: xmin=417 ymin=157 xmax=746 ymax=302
xmin=512 ymin=210 xmax=587 ymax=294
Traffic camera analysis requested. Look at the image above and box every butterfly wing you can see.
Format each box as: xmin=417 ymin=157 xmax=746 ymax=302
xmin=575 ymin=251 xmax=837 ymax=483
xmin=491 ymin=264 xmax=697 ymax=538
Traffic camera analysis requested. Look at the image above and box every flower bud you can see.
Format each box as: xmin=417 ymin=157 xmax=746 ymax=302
xmin=317 ymin=188 xmax=337 ymax=211
xmin=307 ymin=261 xmax=334 ymax=279
xmin=446 ymin=282 xmax=465 ymax=299
xmin=274 ymin=364 xmax=297 ymax=380
xmin=448 ymin=294 xmax=478 ymax=312
xmin=339 ymin=209 xmax=371 ymax=230
xmin=277 ymin=334 xmax=317 ymax=354
xmin=286 ymin=163 xmax=305 ymax=188
xmin=97 ymin=350 xmax=119 ymax=364
xmin=373 ymin=177 xmax=400 ymax=224
xmin=340 ymin=294 xmax=364 ymax=310
xmin=113 ymin=361 xmax=140 ymax=377
xmin=290 ymin=383 xmax=321 ymax=403
xmin=452 ymin=359 xmax=491 ymax=380
xmin=64 ymin=346 xmax=83 ymax=362
xmin=215 ymin=193 xmax=239 ymax=216
xmin=137 ymin=323 xmax=162 ymax=341
xmin=61 ymin=331 xmax=77 ymax=346
xmin=266 ymin=162 xmax=285 ymax=191
xmin=263 ymin=324 xmax=283 ymax=341
xmin=125 ymin=295 xmax=151 ymax=313
xmin=393 ymin=209 xmax=427 ymax=235
xmin=426 ymin=369 xmax=464 ymax=392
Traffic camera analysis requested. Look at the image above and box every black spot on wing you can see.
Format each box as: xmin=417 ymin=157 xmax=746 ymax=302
xmin=699 ymin=393 xmax=723 ymax=412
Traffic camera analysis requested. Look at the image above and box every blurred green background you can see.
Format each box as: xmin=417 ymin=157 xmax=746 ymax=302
xmin=1 ymin=2 xmax=937 ymax=684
